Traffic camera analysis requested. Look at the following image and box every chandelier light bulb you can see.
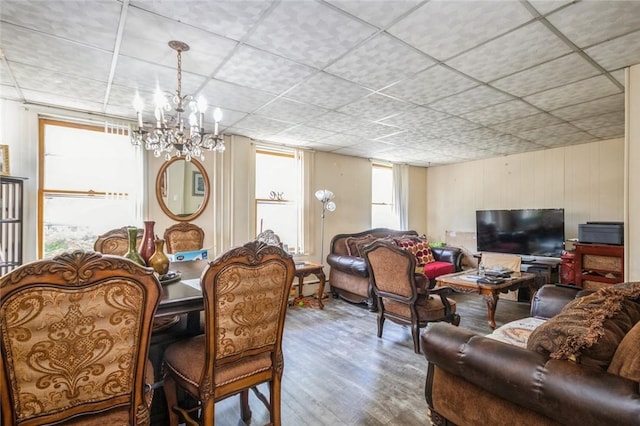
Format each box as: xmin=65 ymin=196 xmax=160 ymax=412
xmin=197 ymin=96 xmax=208 ymax=113
xmin=326 ymin=201 xmax=336 ymax=212
xmin=133 ymin=93 xmax=144 ymax=112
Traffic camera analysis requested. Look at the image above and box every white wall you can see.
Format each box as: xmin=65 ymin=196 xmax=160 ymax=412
xmin=426 ymin=138 xmax=625 ymax=251
xmin=626 ymin=64 xmax=640 ymax=280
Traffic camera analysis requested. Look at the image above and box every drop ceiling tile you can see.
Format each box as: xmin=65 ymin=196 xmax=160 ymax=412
xmin=524 ymin=75 xmax=621 ymax=111
xmin=325 ymin=33 xmax=434 ymax=90
xmin=344 ymin=122 xmax=403 ymax=140
xmin=1 ymin=24 xmax=112 ymax=82
xmin=262 ymin=134 xmax=312 ymax=147
xmin=130 ymin=0 xmax=273 ymax=41
xmin=275 ymin=125 xmax=337 ymax=142
xmin=305 ymin=111 xmax=368 ymax=133
xmin=488 ymin=113 xmax=563 ymax=134
xmin=446 ymin=21 xmax=571 ymax=82
xmin=285 ymin=72 xmax=371 ymax=109
xmin=585 ymin=30 xmax=640 ymax=72
xmin=0 ymin=85 xmax=21 ymax=100
xmin=112 ymin=56 xmax=205 ymax=95
xmin=198 ymin=79 xmax=275 ymax=114
xmin=425 ymin=116 xmax=481 ymax=136
xmin=379 ymin=106 xmax=451 ymax=129
xmin=491 ymin=53 xmax=600 ymax=97
xmin=215 ymin=110 xmax=249 ymax=128
xmin=317 ymin=134 xmax=368 ymax=147
xmin=587 ymin=125 xmax=625 ymax=140
xmin=571 ymin=111 xmax=625 ymax=131
xmin=610 ymin=70 xmax=625 ymax=87
xmin=338 ymin=93 xmax=413 ymax=122
xmin=382 ymin=65 xmax=478 ymax=105
xmin=245 ymin=1 xmax=376 ymax=68
xmin=215 ymin=45 xmax=315 ymax=94
xmin=546 ymin=1 xmax=640 ymax=48
xmin=549 ymin=94 xmax=624 ymax=121
xmin=326 ymin=0 xmax=422 ymax=28
xmin=388 ymin=0 xmax=532 ymax=60
xmin=528 ymin=1 xmax=573 ymax=16
xmin=11 ymin=62 xmax=106 ymax=103
xmin=255 ymin=98 xmax=328 ymax=123
xmin=377 ymin=130 xmax=426 ymax=146
xmin=445 ymin=127 xmax=505 ymax=145
xmin=490 ymin=140 xmax=544 ymax=155
xmin=537 ymin=131 xmax=597 ymax=147
xmin=0 ymin=0 xmax=120 ymax=50
xmin=120 ymin=7 xmax=238 ymax=76
xmin=515 ymin=122 xmax=581 ymax=142
xmin=225 ymin=127 xmax=273 ymax=141
xmin=428 ymin=86 xmax=513 ymax=115
xmin=462 ymin=99 xmax=540 ymax=126
xmin=344 ymin=140 xmax=397 ymax=155
xmin=21 ymin=89 xmax=104 ymax=113
xmin=231 ymin=115 xmax=294 ymax=134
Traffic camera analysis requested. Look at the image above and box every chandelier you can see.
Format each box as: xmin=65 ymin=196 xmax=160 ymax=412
xmin=131 ymin=40 xmax=224 ymax=162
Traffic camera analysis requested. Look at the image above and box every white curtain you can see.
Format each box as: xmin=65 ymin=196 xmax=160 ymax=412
xmin=392 ymin=164 xmax=409 ymax=230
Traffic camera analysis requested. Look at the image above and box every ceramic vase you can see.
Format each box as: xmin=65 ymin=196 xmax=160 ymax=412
xmin=124 ymin=227 xmax=145 ymax=266
xmin=149 ymin=239 xmax=170 ymax=276
xmin=139 ymin=220 xmax=156 ymax=265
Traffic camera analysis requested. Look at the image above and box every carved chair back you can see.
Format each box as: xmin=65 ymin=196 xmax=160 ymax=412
xmin=163 ymin=223 xmax=205 ymax=254
xmin=0 ymin=251 xmax=161 ymax=425
xmin=94 ymin=226 xmax=143 ymax=256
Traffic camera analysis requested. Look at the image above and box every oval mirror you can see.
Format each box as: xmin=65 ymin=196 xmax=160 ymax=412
xmin=156 ymin=157 xmax=210 ymax=222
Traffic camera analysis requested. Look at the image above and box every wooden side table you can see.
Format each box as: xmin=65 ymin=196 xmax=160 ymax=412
xmin=294 ymin=262 xmax=326 ymax=309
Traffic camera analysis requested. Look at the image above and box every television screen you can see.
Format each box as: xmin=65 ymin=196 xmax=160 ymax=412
xmin=476 ymin=209 xmax=565 ymax=258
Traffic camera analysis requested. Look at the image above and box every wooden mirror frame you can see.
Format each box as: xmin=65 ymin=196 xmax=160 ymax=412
xmin=156 ymin=157 xmax=210 ymax=222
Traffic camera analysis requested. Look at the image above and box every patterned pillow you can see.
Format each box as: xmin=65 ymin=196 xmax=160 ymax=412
xmin=344 ymin=234 xmax=377 ymax=257
xmin=527 ymin=283 xmax=640 ymax=369
xmin=395 ymin=237 xmax=435 ymax=265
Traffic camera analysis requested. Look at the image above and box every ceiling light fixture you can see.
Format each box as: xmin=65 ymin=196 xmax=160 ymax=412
xmin=131 ymin=40 xmax=224 ymax=162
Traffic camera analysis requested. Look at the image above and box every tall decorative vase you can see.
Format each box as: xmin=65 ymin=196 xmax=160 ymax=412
xmin=124 ymin=227 xmax=146 ymax=266
xmin=149 ymin=239 xmax=170 ymax=276
xmin=139 ymin=220 xmax=156 ymax=265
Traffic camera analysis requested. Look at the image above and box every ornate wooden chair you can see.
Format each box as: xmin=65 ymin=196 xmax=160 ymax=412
xmin=0 ymin=251 xmax=162 ymax=425
xmin=363 ymin=241 xmax=460 ymax=354
xmin=256 ymin=229 xmax=282 ymax=247
xmin=94 ymin=226 xmax=143 ymax=256
xmin=162 ymin=241 xmax=295 ymax=425
xmin=163 ymin=223 xmax=205 ymax=254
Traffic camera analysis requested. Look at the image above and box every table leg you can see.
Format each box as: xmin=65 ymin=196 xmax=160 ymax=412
xmin=297 ymin=275 xmax=304 ymax=298
xmin=316 ymin=271 xmax=326 ymax=309
xmin=483 ymin=292 xmax=499 ymax=329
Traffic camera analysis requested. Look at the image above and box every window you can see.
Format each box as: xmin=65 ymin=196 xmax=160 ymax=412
xmin=255 ymin=147 xmax=303 ymax=253
xmin=371 ymin=163 xmax=397 ymax=229
xmin=39 ymin=119 xmax=142 ymax=258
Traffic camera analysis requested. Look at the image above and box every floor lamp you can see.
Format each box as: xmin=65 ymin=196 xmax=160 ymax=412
xmin=315 ymin=189 xmax=336 ymax=264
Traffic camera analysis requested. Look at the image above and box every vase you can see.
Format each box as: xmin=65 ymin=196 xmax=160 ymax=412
xmin=124 ymin=227 xmax=145 ymax=266
xmin=139 ymin=220 xmax=156 ymax=265
xmin=149 ymin=239 xmax=170 ymax=276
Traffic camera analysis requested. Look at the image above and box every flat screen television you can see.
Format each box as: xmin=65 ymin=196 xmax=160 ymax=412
xmin=476 ymin=208 xmax=565 ymax=258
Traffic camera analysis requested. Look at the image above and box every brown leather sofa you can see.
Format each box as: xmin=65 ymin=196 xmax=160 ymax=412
xmin=421 ymin=284 xmax=640 ymax=426
xmin=326 ymin=228 xmax=463 ymax=310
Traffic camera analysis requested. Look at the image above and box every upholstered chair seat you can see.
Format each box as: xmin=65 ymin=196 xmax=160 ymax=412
xmin=163 ymin=222 xmax=205 ymax=253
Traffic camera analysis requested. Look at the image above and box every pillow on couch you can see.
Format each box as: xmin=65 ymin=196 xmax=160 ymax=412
xmin=607 ymin=321 xmax=640 ymax=381
xmin=395 ymin=236 xmax=435 ymax=265
xmin=345 ymin=234 xmax=377 ymax=257
xmin=527 ymin=282 xmax=640 ymax=369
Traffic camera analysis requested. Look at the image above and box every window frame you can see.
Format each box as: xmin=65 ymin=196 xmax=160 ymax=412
xmin=371 ymin=162 xmax=396 ymax=229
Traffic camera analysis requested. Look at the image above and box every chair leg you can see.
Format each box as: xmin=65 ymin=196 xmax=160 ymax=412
xmin=377 ymin=312 xmax=385 ymax=338
xmin=163 ymin=374 xmax=181 ymax=426
xmin=411 ymin=320 xmax=421 ymax=354
xmin=452 ymin=313 xmax=460 ymax=326
xmin=240 ymin=389 xmax=252 ymax=422
xmin=271 ymin=376 xmax=282 ymax=426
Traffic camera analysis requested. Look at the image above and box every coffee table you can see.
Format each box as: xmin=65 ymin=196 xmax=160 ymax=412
xmin=435 ymin=270 xmax=537 ymax=329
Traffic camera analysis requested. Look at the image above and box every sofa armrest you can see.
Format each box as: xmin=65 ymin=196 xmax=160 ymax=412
xmin=530 ymin=284 xmax=581 ymax=319
xmin=422 ymin=323 xmax=640 ymax=426
xmin=326 ymin=254 xmax=368 ymax=277
xmin=431 ymin=246 xmax=463 ymax=272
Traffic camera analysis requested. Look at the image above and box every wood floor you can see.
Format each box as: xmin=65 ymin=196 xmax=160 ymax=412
xmin=208 ymin=291 xmax=531 ymax=426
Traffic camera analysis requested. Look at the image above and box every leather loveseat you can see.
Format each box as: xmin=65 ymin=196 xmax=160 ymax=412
xmin=421 ymin=283 xmax=640 ymax=426
xmin=326 ymin=228 xmax=463 ymax=310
